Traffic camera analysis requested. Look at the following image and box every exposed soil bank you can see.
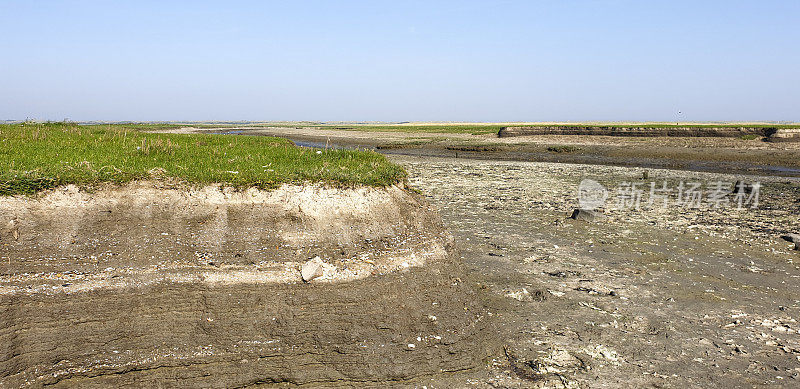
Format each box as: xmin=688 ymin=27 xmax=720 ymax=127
xmin=0 ymin=182 xmax=488 ymax=387
xmin=499 ymin=125 xmax=800 ymax=141
xmin=770 ymin=128 xmax=800 ymax=142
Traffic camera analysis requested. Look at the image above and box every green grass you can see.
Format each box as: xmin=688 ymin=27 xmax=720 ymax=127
xmin=0 ymin=122 xmax=406 ymax=196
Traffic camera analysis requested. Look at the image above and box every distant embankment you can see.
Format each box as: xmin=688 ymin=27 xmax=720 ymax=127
xmin=769 ymin=128 xmax=800 ymax=142
xmin=498 ymin=126 xmax=800 ymax=141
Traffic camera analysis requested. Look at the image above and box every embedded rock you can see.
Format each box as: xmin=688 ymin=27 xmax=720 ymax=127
xmin=301 ymin=256 xmax=325 ymax=282
xmin=782 ymin=233 xmax=800 ymax=244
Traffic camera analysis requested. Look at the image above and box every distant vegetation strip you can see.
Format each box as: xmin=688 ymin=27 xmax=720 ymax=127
xmin=0 ymin=122 xmax=406 ymax=196
xmin=18 ymin=122 xmax=797 ymax=137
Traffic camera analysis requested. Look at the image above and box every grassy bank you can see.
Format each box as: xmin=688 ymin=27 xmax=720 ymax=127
xmin=0 ymin=122 xmax=406 ymax=196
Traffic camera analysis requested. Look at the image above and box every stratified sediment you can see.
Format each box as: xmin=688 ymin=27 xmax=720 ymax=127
xmin=0 ymin=182 xmax=486 ymax=387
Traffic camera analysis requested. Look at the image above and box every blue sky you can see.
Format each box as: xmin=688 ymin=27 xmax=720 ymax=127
xmin=1 ymin=0 xmax=798 ymax=122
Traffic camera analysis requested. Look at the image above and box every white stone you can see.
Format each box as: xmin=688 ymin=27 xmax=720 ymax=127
xmin=301 ymin=257 xmax=325 ymax=282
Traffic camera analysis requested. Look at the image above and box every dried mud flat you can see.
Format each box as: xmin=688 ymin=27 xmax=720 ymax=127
xmin=392 ymin=155 xmax=800 ymax=388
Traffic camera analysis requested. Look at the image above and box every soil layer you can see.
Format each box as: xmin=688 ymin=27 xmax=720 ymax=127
xmin=0 ymin=182 xmax=488 ymax=387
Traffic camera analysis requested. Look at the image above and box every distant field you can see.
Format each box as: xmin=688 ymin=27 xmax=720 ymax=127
xmin=0 ymin=122 xmax=405 ymax=196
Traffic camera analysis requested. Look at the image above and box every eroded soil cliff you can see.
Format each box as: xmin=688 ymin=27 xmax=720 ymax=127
xmin=0 ymin=182 xmax=488 ymax=387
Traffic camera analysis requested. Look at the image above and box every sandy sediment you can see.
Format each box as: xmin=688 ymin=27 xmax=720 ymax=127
xmin=0 ymin=182 xmax=487 ymax=387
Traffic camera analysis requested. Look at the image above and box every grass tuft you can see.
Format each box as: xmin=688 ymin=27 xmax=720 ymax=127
xmin=0 ymin=122 xmax=406 ymax=196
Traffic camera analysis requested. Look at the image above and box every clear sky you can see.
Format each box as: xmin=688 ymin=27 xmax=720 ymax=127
xmin=1 ymin=0 xmax=798 ymax=122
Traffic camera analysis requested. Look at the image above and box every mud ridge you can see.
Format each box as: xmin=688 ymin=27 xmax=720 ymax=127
xmin=498 ymin=125 xmax=800 ymax=139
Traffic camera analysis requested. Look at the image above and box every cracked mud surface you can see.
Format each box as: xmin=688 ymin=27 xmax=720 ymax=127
xmin=392 ymin=155 xmax=800 ymax=388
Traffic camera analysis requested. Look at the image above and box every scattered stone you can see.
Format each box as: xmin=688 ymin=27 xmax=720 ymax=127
xmin=505 ymin=288 xmax=531 ymax=301
xmin=570 ymin=208 xmax=604 ymax=222
xmin=731 ymin=345 xmax=747 ymax=355
xmin=4 ymin=219 xmax=19 ymax=241
xmin=545 ymin=270 xmax=581 ymax=278
xmin=575 ymin=286 xmax=614 ymax=296
xmin=301 ymin=256 xmax=325 ymax=282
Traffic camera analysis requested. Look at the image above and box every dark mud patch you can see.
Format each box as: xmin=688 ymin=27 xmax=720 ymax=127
xmin=381 ymin=144 xmax=800 ymax=178
xmin=208 ymin=128 xmax=800 ymax=178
